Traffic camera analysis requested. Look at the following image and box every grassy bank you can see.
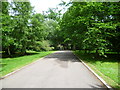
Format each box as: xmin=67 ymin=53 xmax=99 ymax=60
xmin=0 ymin=51 xmax=54 ymax=77
xmin=74 ymin=50 xmax=120 ymax=89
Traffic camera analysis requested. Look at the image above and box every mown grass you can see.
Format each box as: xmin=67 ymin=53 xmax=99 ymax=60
xmin=0 ymin=51 xmax=54 ymax=77
xmin=74 ymin=50 xmax=120 ymax=89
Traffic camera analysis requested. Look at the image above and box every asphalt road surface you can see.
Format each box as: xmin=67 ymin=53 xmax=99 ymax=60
xmin=2 ymin=51 xmax=107 ymax=88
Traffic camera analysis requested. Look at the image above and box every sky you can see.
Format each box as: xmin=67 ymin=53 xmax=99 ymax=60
xmin=29 ymin=0 xmax=70 ymax=13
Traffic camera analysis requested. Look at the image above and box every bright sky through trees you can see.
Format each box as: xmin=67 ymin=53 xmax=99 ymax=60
xmin=29 ymin=0 xmax=70 ymax=13
xmin=7 ymin=0 xmax=70 ymax=13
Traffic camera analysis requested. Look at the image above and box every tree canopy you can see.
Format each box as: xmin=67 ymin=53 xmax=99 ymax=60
xmin=1 ymin=1 xmax=120 ymax=57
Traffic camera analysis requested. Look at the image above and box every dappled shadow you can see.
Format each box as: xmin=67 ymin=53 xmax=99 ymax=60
xmin=1 ymin=52 xmax=39 ymax=58
xmin=44 ymin=51 xmax=80 ymax=68
xmin=44 ymin=51 xmax=80 ymax=62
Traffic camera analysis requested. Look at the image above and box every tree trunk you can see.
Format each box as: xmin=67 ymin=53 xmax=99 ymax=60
xmin=73 ymin=45 xmax=76 ymax=50
xmin=7 ymin=47 xmax=12 ymax=57
xmin=21 ymin=45 xmax=27 ymax=55
xmin=95 ymin=49 xmax=99 ymax=58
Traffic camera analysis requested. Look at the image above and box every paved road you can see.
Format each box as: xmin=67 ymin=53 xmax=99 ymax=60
xmin=2 ymin=51 xmax=106 ymax=88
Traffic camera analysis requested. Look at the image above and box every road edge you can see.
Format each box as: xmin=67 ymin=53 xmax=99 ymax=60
xmin=72 ymin=51 xmax=113 ymax=90
xmin=0 ymin=51 xmax=56 ymax=80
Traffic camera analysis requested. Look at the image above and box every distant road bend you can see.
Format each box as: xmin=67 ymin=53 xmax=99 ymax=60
xmin=2 ymin=51 xmax=107 ymax=88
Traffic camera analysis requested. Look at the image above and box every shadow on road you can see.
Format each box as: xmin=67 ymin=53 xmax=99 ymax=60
xmin=44 ymin=51 xmax=80 ymax=68
xmin=44 ymin=51 xmax=80 ymax=62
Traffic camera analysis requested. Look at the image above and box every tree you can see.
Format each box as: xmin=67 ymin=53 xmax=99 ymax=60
xmin=28 ymin=13 xmax=47 ymax=51
xmin=10 ymin=1 xmax=33 ymax=55
xmin=2 ymin=1 xmax=34 ymax=56
xmin=1 ymin=1 xmax=14 ymax=56
xmin=60 ymin=2 xmax=120 ymax=56
xmin=43 ymin=7 xmax=65 ymax=50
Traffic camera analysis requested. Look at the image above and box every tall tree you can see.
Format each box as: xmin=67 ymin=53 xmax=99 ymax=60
xmin=60 ymin=2 xmax=120 ymax=56
xmin=1 ymin=1 xmax=14 ymax=55
xmin=11 ymin=1 xmax=33 ymax=54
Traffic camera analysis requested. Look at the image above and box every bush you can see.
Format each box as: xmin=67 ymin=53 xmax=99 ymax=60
xmin=35 ymin=40 xmax=54 ymax=51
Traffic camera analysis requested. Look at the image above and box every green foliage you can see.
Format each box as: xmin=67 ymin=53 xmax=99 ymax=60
xmin=43 ymin=7 xmax=61 ymax=21
xmin=2 ymin=2 xmax=33 ymax=55
xmin=39 ymin=40 xmax=54 ymax=51
xmin=34 ymin=40 xmax=54 ymax=51
xmin=1 ymin=1 xmax=120 ymax=57
xmin=60 ymin=2 xmax=120 ymax=56
xmin=1 ymin=2 xmax=55 ymax=56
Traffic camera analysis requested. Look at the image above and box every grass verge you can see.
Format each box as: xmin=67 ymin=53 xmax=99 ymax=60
xmin=0 ymin=51 xmax=54 ymax=77
xmin=74 ymin=50 xmax=120 ymax=89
